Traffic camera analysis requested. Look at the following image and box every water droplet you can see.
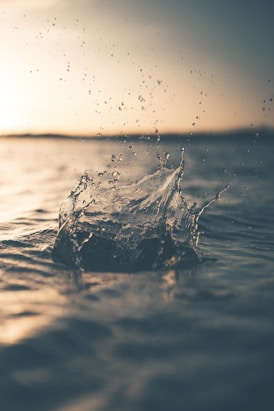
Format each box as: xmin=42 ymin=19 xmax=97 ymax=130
xmin=112 ymin=171 xmax=120 ymax=179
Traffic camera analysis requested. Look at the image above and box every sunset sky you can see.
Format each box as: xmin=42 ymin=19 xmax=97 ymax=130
xmin=1 ymin=0 xmax=273 ymax=135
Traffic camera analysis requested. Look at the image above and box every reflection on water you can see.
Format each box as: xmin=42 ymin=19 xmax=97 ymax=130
xmin=0 ymin=287 xmax=66 ymax=345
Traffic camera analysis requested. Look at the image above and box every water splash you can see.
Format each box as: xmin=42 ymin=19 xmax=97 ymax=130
xmin=52 ymin=148 xmax=227 ymax=272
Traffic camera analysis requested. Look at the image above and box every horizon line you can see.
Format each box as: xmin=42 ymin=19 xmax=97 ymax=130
xmin=1 ymin=125 xmax=274 ymax=140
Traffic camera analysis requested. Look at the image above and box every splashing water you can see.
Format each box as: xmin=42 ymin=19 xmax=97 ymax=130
xmin=52 ymin=147 xmax=227 ymax=272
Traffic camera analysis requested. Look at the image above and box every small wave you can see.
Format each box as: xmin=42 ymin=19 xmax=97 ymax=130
xmin=53 ymin=147 xmax=227 ymax=272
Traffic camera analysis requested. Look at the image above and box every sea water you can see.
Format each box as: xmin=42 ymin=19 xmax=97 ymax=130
xmin=0 ymin=133 xmax=274 ymax=410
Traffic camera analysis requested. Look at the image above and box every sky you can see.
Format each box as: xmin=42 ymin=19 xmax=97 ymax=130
xmin=0 ymin=0 xmax=273 ymax=136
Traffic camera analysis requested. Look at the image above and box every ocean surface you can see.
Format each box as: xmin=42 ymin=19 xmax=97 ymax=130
xmin=0 ymin=132 xmax=273 ymax=411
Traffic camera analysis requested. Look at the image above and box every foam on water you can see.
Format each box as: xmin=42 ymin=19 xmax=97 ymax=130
xmin=53 ymin=147 xmax=226 ymax=272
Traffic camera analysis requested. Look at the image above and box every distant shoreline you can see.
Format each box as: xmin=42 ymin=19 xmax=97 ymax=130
xmin=1 ymin=127 xmax=273 ymax=141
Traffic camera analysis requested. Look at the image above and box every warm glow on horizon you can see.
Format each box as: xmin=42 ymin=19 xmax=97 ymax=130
xmin=0 ymin=0 xmax=273 ymax=135
xmin=0 ymin=68 xmax=27 ymax=132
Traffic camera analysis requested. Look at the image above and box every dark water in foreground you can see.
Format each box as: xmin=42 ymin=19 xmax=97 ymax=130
xmin=0 ymin=134 xmax=273 ymax=410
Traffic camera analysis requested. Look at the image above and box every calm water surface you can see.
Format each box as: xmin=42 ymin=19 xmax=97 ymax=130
xmin=0 ymin=134 xmax=273 ymax=411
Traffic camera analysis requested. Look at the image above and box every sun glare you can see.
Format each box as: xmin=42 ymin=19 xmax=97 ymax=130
xmin=0 ymin=71 xmax=26 ymax=134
